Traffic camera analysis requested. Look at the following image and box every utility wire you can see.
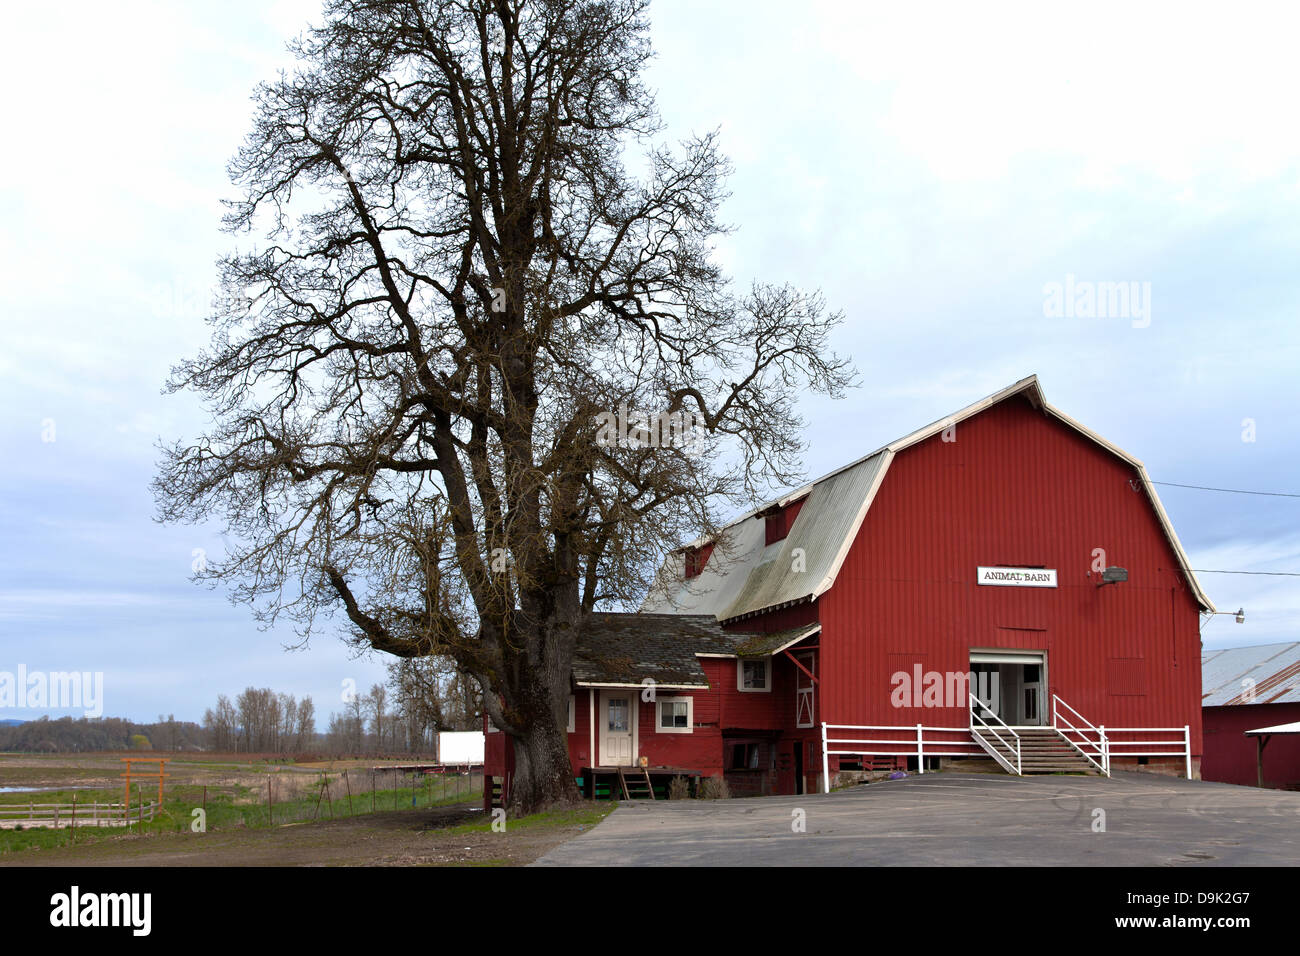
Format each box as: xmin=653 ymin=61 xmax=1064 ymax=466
xmin=1190 ymin=569 xmax=1300 ymax=577
xmin=1136 ymin=478 xmax=1300 ymax=576
xmin=1142 ymin=478 xmax=1300 ymax=498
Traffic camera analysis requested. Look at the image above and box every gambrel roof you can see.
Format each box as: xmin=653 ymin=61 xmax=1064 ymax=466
xmin=641 ymin=375 xmax=1214 ymax=621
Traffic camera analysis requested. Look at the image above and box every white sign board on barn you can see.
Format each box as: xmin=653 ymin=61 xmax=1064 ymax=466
xmin=977 ymin=567 xmax=1057 ymax=588
xmin=438 ymin=730 xmax=485 ymax=765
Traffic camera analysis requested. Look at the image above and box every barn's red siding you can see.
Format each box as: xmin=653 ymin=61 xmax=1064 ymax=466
xmin=487 ymin=392 xmax=1207 ymax=796
xmin=820 ymin=396 xmax=1204 ymax=763
xmin=1202 ymin=703 xmax=1300 ymax=789
xmin=484 ymin=651 xmax=823 ymax=795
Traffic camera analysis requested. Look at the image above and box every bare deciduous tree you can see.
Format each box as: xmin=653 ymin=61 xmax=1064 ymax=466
xmin=295 ymin=695 xmax=316 ymax=751
xmin=368 ymin=683 xmax=388 ymax=751
xmin=155 ymin=0 xmax=853 ymax=812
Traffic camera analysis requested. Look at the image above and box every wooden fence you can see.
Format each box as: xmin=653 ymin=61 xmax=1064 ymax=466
xmin=0 ymin=799 xmax=159 ymax=829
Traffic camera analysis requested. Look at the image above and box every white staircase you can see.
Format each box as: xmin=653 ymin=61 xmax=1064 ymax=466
xmin=968 ymin=693 xmax=1108 ymax=776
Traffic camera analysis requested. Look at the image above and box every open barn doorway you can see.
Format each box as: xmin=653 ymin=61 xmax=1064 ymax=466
xmin=970 ymin=651 xmax=1046 ymax=727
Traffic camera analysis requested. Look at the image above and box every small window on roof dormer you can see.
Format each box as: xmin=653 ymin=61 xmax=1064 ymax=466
xmin=684 ymin=542 xmax=714 ymax=579
xmin=763 ymin=496 xmax=807 ymax=546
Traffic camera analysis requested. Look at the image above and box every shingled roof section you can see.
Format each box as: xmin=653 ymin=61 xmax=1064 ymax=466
xmin=731 ymin=624 xmax=821 ymax=657
xmin=572 ymin=613 xmax=819 ymax=687
xmin=574 ymin=613 xmax=736 ymax=687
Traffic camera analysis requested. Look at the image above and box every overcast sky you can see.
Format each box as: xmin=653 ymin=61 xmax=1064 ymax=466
xmin=2 ymin=1 xmax=1297 ymax=724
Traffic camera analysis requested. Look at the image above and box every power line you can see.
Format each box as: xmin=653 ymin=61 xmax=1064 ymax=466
xmin=1190 ymin=569 xmax=1300 ymax=577
xmin=1143 ymin=478 xmax=1300 ymax=499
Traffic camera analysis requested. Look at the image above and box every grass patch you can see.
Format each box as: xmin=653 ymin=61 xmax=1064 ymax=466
xmin=0 ymin=776 xmax=484 ymax=856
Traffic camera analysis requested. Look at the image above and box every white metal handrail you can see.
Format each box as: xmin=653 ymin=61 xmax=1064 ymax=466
xmin=1052 ymin=694 xmax=1109 ymax=776
xmin=968 ymin=692 xmax=1021 ymax=774
xmin=819 ymin=713 xmax=1194 ymax=792
xmin=820 ymin=722 xmax=984 ymax=792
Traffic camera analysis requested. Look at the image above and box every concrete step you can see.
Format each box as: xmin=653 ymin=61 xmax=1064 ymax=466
xmin=971 ymin=727 xmax=1099 ymax=775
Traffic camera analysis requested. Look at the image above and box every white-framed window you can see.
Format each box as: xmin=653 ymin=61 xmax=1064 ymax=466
xmin=567 ymin=694 xmax=576 ymax=733
xmin=656 ymin=696 xmax=693 ymax=733
xmin=738 ymin=658 xmax=771 ymax=692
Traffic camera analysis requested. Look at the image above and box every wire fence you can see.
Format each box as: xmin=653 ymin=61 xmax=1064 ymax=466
xmin=200 ymin=766 xmax=484 ymax=829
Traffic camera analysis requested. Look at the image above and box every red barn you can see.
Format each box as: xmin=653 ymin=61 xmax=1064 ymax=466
xmin=485 ymin=376 xmax=1213 ymax=800
xmin=1201 ymin=643 xmax=1300 ymax=789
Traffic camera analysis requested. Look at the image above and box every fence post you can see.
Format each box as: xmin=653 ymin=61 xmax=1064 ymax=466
xmin=1184 ymin=725 xmax=1192 ymax=779
xmin=821 ymin=722 xmax=830 ymax=794
xmin=917 ymin=724 xmax=925 ymax=774
xmin=71 ymin=793 xmax=76 ymax=841
xmin=268 ymin=778 xmax=274 ymax=825
xmin=344 ymin=770 xmax=354 ymax=816
xmin=313 ymin=773 xmax=325 ymax=821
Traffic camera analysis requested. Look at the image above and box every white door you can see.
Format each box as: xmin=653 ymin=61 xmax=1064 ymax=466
xmin=1021 ymin=663 xmax=1043 ymax=726
xmin=599 ymin=692 xmax=635 ymax=766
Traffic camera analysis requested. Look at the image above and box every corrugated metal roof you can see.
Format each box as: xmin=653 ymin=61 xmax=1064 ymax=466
xmin=641 ymin=375 xmax=1214 ymax=622
xmin=1201 ymin=642 xmax=1300 ymax=706
xmin=640 ymin=452 xmax=885 ymax=621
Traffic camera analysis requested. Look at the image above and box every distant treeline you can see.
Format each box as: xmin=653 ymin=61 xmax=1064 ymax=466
xmin=201 ymin=658 xmax=481 ymax=755
xmin=1 ymin=657 xmax=482 ymax=756
xmin=317 ymin=657 xmax=482 ymax=755
xmin=0 ymin=714 xmax=203 ymax=753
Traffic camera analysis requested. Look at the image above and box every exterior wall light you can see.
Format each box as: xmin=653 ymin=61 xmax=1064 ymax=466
xmin=1097 ymin=566 xmax=1128 ymax=587
xmin=1205 ymin=608 xmax=1246 ymax=624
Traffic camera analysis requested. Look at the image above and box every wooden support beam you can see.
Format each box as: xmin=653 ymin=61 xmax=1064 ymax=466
xmin=1256 ymin=733 xmax=1271 ymax=788
xmin=783 ymin=649 xmax=819 ymax=685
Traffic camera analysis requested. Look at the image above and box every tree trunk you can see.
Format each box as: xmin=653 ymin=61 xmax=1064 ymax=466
xmin=505 ymin=674 xmax=582 ymax=816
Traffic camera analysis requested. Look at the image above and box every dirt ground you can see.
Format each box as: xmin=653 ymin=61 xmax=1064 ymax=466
xmin=0 ymin=803 xmax=607 ymax=867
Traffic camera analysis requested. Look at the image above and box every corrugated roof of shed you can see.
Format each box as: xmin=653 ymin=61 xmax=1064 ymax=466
xmin=1202 ymin=642 xmax=1300 ymax=706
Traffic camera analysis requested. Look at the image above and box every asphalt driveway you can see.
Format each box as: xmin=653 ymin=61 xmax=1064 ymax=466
xmin=532 ymin=772 xmax=1300 ymax=866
